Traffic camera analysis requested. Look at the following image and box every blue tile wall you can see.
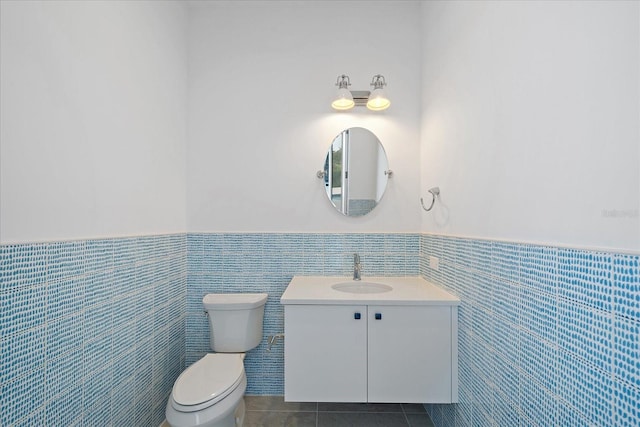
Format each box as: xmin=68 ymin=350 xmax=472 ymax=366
xmin=421 ymin=234 xmax=639 ymax=427
xmin=186 ymin=233 xmax=420 ymax=395
xmin=0 ymin=234 xmax=186 ymax=427
xmin=3 ymin=231 xmax=636 ymax=426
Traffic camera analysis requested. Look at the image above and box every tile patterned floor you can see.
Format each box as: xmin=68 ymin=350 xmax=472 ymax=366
xmin=244 ymin=396 xmax=435 ymax=427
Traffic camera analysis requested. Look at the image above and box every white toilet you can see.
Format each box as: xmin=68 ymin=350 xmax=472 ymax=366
xmin=166 ymin=293 xmax=268 ymax=427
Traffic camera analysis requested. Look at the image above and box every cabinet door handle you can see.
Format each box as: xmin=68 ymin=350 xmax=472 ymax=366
xmin=354 ymin=312 xmax=361 ymax=320
xmin=375 ymin=313 xmax=382 ymax=320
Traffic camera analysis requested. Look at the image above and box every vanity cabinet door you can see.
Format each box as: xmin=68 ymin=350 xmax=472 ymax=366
xmin=284 ymin=305 xmax=368 ymax=402
xmin=367 ymin=305 xmax=453 ymax=403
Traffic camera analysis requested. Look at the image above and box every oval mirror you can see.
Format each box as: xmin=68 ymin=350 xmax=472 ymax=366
xmin=321 ymin=127 xmax=390 ymax=216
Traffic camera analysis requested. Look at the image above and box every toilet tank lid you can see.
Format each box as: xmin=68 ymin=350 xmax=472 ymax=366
xmin=203 ymin=293 xmax=268 ymax=310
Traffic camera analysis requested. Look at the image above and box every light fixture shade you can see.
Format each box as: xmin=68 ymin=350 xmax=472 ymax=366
xmin=366 ymin=74 xmax=390 ymax=111
xmin=366 ymin=88 xmax=390 ymax=111
xmin=332 ymin=87 xmax=355 ymax=110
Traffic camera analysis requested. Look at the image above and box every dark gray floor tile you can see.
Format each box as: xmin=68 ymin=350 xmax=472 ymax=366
xmin=244 ymin=410 xmax=317 ymax=427
xmin=241 ymin=396 xmax=435 ymax=427
xmin=406 ymin=413 xmax=435 ymax=427
xmin=245 ymin=395 xmax=317 ymax=412
xmin=318 ymin=412 xmax=409 ymax=427
xmin=401 ymin=403 xmax=427 ymax=414
xmin=318 ymin=402 xmax=403 ymax=413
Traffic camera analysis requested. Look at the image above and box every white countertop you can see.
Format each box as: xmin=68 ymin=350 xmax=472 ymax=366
xmin=280 ymin=276 xmax=460 ymax=306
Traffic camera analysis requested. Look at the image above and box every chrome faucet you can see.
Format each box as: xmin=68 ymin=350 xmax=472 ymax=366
xmin=353 ymin=253 xmax=361 ymax=281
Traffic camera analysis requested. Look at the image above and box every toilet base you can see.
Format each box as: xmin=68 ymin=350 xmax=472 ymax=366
xmin=234 ymin=398 xmax=245 ymax=427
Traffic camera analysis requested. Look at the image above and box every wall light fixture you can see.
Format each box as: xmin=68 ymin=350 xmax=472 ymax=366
xmin=366 ymin=75 xmax=390 ymax=111
xmin=331 ymin=75 xmax=355 ymax=110
xmin=331 ymin=74 xmax=390 ymax=111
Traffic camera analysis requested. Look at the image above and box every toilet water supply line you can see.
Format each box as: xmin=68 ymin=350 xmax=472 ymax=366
xmin=267 ymin=334 xmax=284 ymax=352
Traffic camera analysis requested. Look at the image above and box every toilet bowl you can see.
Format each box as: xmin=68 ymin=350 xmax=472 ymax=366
xmin=166 ymin=354 xmax=247 ymax=427
xmin=166 ymin=293 xmax=268 ymax=427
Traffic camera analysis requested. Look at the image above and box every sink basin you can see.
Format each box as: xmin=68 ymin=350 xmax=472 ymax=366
xmin=331 ymin=281 xmax=393 ymax=294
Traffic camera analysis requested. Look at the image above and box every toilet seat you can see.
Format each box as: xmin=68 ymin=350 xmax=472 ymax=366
xmin=171 ymin=353 xmax=244 ymax=413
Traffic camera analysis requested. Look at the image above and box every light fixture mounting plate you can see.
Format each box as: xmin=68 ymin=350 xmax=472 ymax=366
xmin=351 ymin=90 xmax=371 ymax=107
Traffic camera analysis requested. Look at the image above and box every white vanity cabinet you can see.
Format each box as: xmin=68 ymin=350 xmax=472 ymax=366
xmin=284 ymin=304 xmax=368 ymax=402
xmin=283 ymin=291 xmax=459 ymax=403
xmin=367 ymin=304 xmax=455 ymax=403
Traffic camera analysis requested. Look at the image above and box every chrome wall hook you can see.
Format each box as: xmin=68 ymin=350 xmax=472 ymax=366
xmin=420 ymin=187 xmax=440 ymax=211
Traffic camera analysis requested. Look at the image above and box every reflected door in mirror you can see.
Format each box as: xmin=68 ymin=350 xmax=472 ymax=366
xmin=322 ymin=127 xmax=389 ymax=217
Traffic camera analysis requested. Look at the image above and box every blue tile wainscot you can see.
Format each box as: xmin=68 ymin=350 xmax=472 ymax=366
xmin=1 ymin=234 xmax=187 ymax=427
xmin=185 ymin=233 xmax=421 ymax=395
xmin=2 ymin=232 xmax=637 ymax=426
xmin=420 ymin=234 xmax=639 ymax=427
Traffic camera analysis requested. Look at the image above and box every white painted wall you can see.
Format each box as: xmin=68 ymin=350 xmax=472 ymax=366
xmin=420 ymin=1 xmax=640 ymax=251
xmin=7 ymin=0 xmax=632 ymax=248
xmin=186 ymin=1 xmax=422 ymax=233
xmin=0 ymin=1 xmax=187 ymax=244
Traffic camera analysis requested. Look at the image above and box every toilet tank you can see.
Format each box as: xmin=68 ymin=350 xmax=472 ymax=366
xmin=202 ymin=293 xmax=268 ymax=353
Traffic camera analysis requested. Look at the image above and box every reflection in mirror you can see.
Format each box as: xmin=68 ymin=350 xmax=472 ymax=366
xmin=322 ymin=127 xmax=389 ymax=216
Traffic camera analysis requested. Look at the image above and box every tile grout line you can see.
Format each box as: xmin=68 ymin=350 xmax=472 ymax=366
xmin=401 ymin=404 xmax=411 ymax=427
